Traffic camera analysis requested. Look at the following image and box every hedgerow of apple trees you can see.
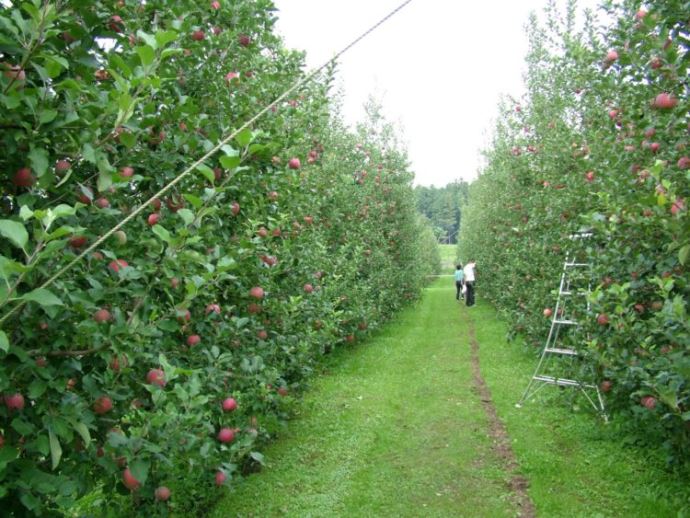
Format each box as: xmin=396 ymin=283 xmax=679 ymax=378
xmin=0 ymin=0 xmax=439 ymax=515
xmin=459 ymin=0 xmax=689 ymax=464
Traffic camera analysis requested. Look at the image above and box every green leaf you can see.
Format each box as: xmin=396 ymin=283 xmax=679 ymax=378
xmin=249 ymin=451 xmax=265 ymax=465
xmin=183 ymin=194 xmax=203 ymax=209
xmin=679 ymin=244 xmax=690 ymax=266
xmin=235 ymin=128 xmax=254 ymax=147
xmin=49 ymin=429 xmax=62 ymax=470
xmin=0 ymin=219 xmax=28 ymax=249
xmin=19 ymin=206 xmax=34 ymax=221
xmin=136 ymin=45 xmax=155 ymax=67
xmin=97 ymin=171 xmax=112 ymax=193
xmin=39 ymin=109 xmax=58 ymax=125
xmin=11 ymin=417 xmax=35 ymax=436
xmin=221 ymin=145 xmax=239 ymax=156
xmin=151 ymin=224 xmax=172 ymax=244
xmin=177 ymin=208 xmax=194 ymax=226
xmin=29 ymin=148 xmax=49 ymax=177
xmin=136 ymin=30 xmax=157 ymax=49
xmin=20 ymin=288 xmax=64 ymax=307
xmin=196 ymin=164 xmax=215 ymax=183
xmin=82 ymin=143 xmax=97 ymax=164
xmin=28 ymin=379 xmax=47 ymax=399
xmin=130 ymin=459 xmax=149 ymax=484
xmin=155 ymin=30 xmax=178 ymax=47
xmin=0 ymin=330 xmax=8 ymax=353
xmin=119 ymin=131 xmax=136 ymax=149
xmin=219 ymin=155 xmax=241 ymax=170
xmin=70 ymin=421 xmax=91 ymax=445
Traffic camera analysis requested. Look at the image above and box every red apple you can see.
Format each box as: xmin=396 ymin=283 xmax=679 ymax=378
xmin=303 ymin=283 xmax=314 ymax=294
xmin=120 ymin=166 xmax=134 ymax=178
xmin=597 ymin=313 xmax=609 ymax=325
xmin=95 ymin=197 xmax=110 ymax=209
xmin=600 ymin=380 xmax=612 ymax=393
xmin=4 ymin=393 xmax=25 ymax=411
xmin=187 ymin=334 xmax=201 ymax=347
xmin=247 ymin=303 xmax=262 ymax=314
xmin=677 ymin=156 xmax=690 ymax=170
xmin=155 ymin=486 xmax=171 ymax=501
xmin=12 ymin=167 xmax=35 ymax=188
xmin=108 ymin=259 xmax=128 ymax=273
xmin=171 ymin=277 xmax=180 ymax=289
xmin=110 ymin=355 xmax=127 ymax=371
xmin=222 ymin=397 xmax=237 ymax=412
xmin=217 ymin=427 xmax=235 ymax=443
xmin=191 ymin=30 xmax=205 ymax=41
xmin=150 ymin=198 xmax=161 ymax=211
xmin=277 ymin=387 xmax=288 ymax=397
xmin=585 ymin=171 xmax=595 ymax=182
xmin=605 ymin=49 xmax=618 ymax=63
xmin=653 ymin=92 xmax=677 ymax=110
xmin=3 ymin=63 xmax=26 ymax=82
xmin=69 ymin=235 xmax=88 ymax=249
xmin=215 ymin=470 xmax=227 ymax=486
xmin=93 ymin=396 xmax=113 ymax=415
xmin=55 ymin=160 xmax=71 ymax=174
xmin=288 ymin=157 xmax=301 ymax=169
xmin=641 ymin=396 xmax=656 ymax=409
xmin=257 ymin=227 xmax=268 ymax=238
xmin=249 ymin=286 xmax=264 ymax=299
xmin=176 ymin=309 xmax=191 ymax=322
xmin=147 ymin=368 xmax=166 ymax=387
xmin=122 ymin=468 xmax=140 ymax=491
xmin=94 ymin=308 xmax=112 ymax=323
xmin=238 ymin=34 xmax=251 ymax=47
xmin=272 ymin=228 xmax=282 ymax=238
xmin=108 ymin=15 xmax=124 ymax=32
xmin=230 ymin=201 xmax=240 ymax=215
xmin=267 ymin=191 xmax=278 ymax=201
xmin=543 ymin=308 xmax=553 ymax=318
xmin=303 ymin=216 xmax=313 ymax=225
xmin=205 ymin=303 xmax=221 ymax=315
xmin=147 ymin=213 xmax=160 ymax=226
xmin=210 ymin=0 xmax=221 ymax=9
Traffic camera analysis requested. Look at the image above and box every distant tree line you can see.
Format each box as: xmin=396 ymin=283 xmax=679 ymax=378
xmin=414 ymin=181 xmax=469 ymax=243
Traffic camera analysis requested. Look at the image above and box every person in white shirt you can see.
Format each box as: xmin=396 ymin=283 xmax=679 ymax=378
xmin=463 ymin=260 xmax=477 ymax=306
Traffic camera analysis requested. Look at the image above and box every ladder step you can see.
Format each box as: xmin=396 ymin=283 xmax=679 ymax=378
xmin=565 ymin=262 xmax=589 ymax=267
xmin=544 ymin=347 xmax=578 ymax=356
xmin=553 ymin=319 xmax=578 ymax=325
xmin=533 ymin=375 xmax=596 ymax=389
xmin=559 ymin=290 xmax=572 ymax=295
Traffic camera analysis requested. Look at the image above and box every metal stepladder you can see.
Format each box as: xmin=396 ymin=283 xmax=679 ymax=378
xmin=516 ymin=235 xmax=607 ymax=419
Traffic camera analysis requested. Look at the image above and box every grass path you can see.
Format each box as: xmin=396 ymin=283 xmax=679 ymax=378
xmin=212 ymin=278 xmax=689 ymax=517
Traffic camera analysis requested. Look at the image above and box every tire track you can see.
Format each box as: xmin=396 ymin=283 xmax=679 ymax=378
xmin=463 ymin=310 xmax=536 ymax=518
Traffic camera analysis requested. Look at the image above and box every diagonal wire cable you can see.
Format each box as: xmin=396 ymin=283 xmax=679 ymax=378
xmin=0 ymin=0 xmax=415 ymax=326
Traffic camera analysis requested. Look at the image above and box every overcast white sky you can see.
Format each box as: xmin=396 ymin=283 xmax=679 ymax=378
xmin=273 ymin=0 xmax=601 ymax=186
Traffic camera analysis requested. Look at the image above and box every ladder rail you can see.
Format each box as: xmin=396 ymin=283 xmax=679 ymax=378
xmin=516 ymin=249 xmax=606 ymax=419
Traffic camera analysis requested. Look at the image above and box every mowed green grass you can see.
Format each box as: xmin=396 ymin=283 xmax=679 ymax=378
xmin=212 ymin=279 xmax=690 ymax=518
xmin=212 ymin=278 xmax=513 ymax=518
xmin=467 ymin=301 xmax=690 ymax=517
